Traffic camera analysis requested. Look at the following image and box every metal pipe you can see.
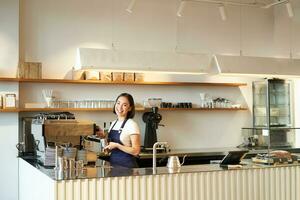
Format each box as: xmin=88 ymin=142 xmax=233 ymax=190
xmin=153 ymin=142 xmax=168 ymax=174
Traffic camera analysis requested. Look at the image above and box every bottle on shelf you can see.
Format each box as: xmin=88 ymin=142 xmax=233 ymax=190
xmin=4 ymin=93 xmax=17 ymax=109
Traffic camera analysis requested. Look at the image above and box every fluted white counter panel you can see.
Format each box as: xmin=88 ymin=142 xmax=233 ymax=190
xmin=56 ymin=166 xmax=300 ymax=200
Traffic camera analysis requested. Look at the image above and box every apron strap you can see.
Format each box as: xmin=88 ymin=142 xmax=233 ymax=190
xmin=109 ymin=118 xmax=128 ymax=134
xmin=118 ymin=118 xmax=128 ymax=134
xmin=110 ymin=120 xmax=118 ymax=130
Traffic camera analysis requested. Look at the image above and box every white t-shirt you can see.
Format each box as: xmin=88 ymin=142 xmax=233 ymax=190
xmin=108 ymin=119 xmax=140 ymax=147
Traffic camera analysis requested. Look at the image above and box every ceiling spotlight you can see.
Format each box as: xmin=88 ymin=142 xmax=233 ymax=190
xmin=177 ymin=1 xmax=186 ymax=17
xmin=126 ymin=0 xmax=137 ymax=13
xmin=261 ymin=0 xmax=288 ymax=9
xmin=218 ymin=5 xmax=227 ymax=21
xmin=286 ymin=2 xmax=294 ymax=18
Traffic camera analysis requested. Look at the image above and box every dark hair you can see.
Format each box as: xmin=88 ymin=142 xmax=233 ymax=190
xmin=113 ymin=93 xmax=136 ymax=119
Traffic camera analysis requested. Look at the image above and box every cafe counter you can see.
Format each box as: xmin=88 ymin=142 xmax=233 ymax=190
xmin=19 ymin=157 xmax=300 ymax=200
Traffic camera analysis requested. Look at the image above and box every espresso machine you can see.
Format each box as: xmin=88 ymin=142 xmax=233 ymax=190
xmin=30 ymin=112 xmax=95 ymax=165
xmin=142 ymin=107 xmax=163 ymax=151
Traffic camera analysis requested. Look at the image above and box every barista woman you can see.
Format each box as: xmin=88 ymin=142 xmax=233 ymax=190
xmin=103 ymin=93 xmax=141 ymax=168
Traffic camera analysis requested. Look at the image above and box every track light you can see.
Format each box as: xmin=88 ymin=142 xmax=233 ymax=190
xmin=261 ymin=0 xmax=288 ymax=9
xmin=126 ymin=0 xmax=137 ymax=13
xmin=177 ymin=1 xmax=186 ymax=17
xmin=218 ymin=5 xmax=227 ymax=21
xmin=286 ymin=2 xmax=294 ymax=18
xmin=261 ymin=0 xmax=294 ymax=18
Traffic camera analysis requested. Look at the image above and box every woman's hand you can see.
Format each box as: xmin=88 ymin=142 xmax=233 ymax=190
xmin=103 ymin=135 xmax=140 ymax=157
xmin=104 ymin=142 xmax=120 ymax=151
xmin=108 ymin=135 xmax=140 ymax=156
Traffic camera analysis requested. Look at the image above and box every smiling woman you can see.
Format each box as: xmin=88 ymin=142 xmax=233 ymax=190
xmin=103 ymin=93 xmax=141 ymax=168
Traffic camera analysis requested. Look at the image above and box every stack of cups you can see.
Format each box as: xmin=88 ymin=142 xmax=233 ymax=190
xmin=56 ymin=156 xmax=64 ymax=171
xmin=76 ymin=160 xmax=84 ymax=169
xmin=77 ymin=150 xmax=88 ymax=165
xmin=69 ymin=158 xmax=75 ymax=170
xmin=63 ymin=147 xmax=77 ymax=159
xmin=56 ymin=152 xmax=86 ymax=179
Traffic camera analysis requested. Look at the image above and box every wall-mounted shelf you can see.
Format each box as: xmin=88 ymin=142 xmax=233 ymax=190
xmin=0 ymin=109 xmax=19 ymax=112
xmin=17 ymin=107 xmax=247 ymax=112
xmin=19 ymin=108 xmax=117 ymax=112
xmin=0 ymin=77 xmax=247 ymax=87
xmin=1 ymin=77 xmax=248 ymax=113
xmin=159 ymin=107 xmax=247 ymax=111
xmin=0 ymin=77 xmax=19 ymax=82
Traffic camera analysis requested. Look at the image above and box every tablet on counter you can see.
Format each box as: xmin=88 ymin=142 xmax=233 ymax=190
xmin=219 ymin=150 xmax=248 ymax=168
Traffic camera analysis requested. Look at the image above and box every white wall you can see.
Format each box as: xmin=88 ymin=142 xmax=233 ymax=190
xmin=273 ymin=0 xmax=300 ymax=145
xmin=20 ymin=0 xmax=276 ymax=78
xmin=18 ymin=0 xmax=300 ymax=148
xmin=0 ymin=0 xmax=297 ymax=199
xmin=0 ymin=0 xmax=19 ymax=77
xmin=0 ymin=108 xmax=19 ymax=200
xmin=18 ymin=0 xmax=279 ymax=149
xmin=273 ymin=0 xmax=300 ymax=58
xmin=292 ymin=0 xmax=300 ymax=58
xmin=19 ymin=75 xmax=254 ymax=148
xmin=0 ymin=0 xmax=19 ymax=200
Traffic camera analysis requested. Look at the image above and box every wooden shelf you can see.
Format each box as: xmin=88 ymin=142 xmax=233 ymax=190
xmin=18 ymin=107 xmax=247 ymax=112
xmin=0 ymin=77 xmax=247 ymax=87
xmin=0 ymin=108 xmax=19 ymax=112
xmin=0 ymin=77 xmax=247 ymax=113
xmin=19 ymin=107 xmax=146 ymax=112
xmin=159 ymin=107 xmax=248 ymax=111
xmin=19 ymin=108 xmax=116 ymax=112
xmin=0 ymin=77 xmax=19 ymax=82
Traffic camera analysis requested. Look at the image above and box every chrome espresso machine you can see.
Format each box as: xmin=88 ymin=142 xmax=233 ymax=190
xmin=29 ymin=112 xmax=96 ymax=165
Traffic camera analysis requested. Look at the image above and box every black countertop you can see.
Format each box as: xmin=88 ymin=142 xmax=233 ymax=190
xmin=20 ymin=146 xmax=300 ymax=181
xmin=21 ymin=157 xmax=300 ymax=181
xmin=101 ymin=147 xmax=246 ymax=159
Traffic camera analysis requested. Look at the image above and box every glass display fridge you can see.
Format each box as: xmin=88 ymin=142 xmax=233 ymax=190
xmin=242 ymin=78 xmax=294 ymax=149
xmin=241 ymin=127 xmax=298 ymax=149
xmin=253 ymin=78 xmax=291 ymax=128
xmin=241 ymin=79 xmax=300 ymax=165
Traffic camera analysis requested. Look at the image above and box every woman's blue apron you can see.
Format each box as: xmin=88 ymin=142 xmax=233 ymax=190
xmin=108 ymin=119 xmax=138 ymax=168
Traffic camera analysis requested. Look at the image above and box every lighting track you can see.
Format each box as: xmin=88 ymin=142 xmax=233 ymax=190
xmin=183 ymin=0 xmax=265 ymax=7
xmin=177 ymin=0 xmax=294 ymax=18
xmin=261 ymin=0 xmax=289 ymax=9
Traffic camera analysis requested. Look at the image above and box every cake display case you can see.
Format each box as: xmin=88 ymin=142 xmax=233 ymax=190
xmin=242 ymin=79 xmax=297 ymax=149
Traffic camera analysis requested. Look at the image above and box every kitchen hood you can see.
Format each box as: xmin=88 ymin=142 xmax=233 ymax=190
xmin=211 ymin=54 xmax=300 ymax=77
xmin=76 ymin=48 xmax=210 ymax=75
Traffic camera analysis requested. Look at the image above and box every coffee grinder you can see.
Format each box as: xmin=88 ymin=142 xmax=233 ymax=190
xmin=142 ymin=106 xmax=163 ymax=151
